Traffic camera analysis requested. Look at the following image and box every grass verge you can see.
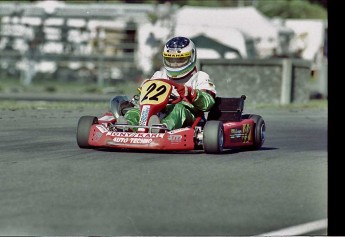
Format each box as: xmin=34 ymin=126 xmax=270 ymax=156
xmin=0 ymin=99 xmax=327 ymax=111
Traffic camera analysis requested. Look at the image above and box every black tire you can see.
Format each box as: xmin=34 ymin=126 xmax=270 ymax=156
xmin=77 ymin=116 xmax=98 ymax=148
xmin=241 ymin=114 xmax=250 ymax=119
xmin=249 ymin=114 xmax=266 ymax=150
xmin=203 ymin=120 xmax=224 ymax=154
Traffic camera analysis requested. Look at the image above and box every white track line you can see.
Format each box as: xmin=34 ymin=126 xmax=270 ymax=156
xmin=258 ymin=218 xmax=327 ymax=236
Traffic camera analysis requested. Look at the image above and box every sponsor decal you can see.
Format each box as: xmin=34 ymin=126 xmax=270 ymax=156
xmin=111 ymin=137 xmax=153 ymax=144
xmin=168 ymin=134 xmax=182 ymax=143
xmin=229 ymin=125 xmax=251 ymax=143
xmin=106 ymin=132 xmax=164 ymax=138
xmin=113 ymin=137 xmax=129 ymax=143
xmin=242 ymin=124 xmax=251 ymax=143
xmin=230 ymin=128 xmax=242 ymax=142
xmin=130 ymin=138 xmax=152 ymax=144
xmin=139 ymin=105 xmax=150 ymax=126
xmin=163 ymin=51 xmax=191 ymax=57
xmin=96 ymin=125 xmax=108 ymax=133
xmin=98 ymin=115 xmax=115 ymax=121
xmin=230 ymin=128 xmax=242 ymax=138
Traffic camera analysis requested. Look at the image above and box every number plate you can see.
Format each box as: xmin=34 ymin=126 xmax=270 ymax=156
xmin=140 ymin=80 xmax=172 ymax=105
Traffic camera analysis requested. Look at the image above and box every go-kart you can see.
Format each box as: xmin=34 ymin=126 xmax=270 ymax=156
xmin=76 ymin=79 xmax=265 ymax=154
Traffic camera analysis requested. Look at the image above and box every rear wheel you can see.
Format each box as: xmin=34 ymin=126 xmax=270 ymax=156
xmin=249 ymin=114 xmax=265 ymax=150
xmin=203 ymin=120 xmax=224 ymax=154
xmin=77 ymin=116 xmax=98 ymax=148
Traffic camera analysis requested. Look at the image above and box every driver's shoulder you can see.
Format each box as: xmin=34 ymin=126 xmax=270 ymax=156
xmin=194 ymin=71 xmax=210 ymax=80
xmin=151 ymin=70 xmax=168 ymax=79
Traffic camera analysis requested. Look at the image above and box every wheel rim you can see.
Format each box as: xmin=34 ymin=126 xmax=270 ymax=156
xmin=219 ymin=127 xmax=224 ymax=151
xmin=260 ymin=123 xmax=266 ymax=142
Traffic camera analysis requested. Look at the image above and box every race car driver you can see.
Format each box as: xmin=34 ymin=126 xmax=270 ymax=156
xmin=122 ymin=36 xmax=217 ymax=131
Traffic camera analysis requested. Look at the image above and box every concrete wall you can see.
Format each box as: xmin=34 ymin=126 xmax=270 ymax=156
xmin=199 ymin=58 xmax=311 ymax=105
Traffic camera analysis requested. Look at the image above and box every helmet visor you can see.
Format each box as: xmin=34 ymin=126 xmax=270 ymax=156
xmin=163 ymin=56 xmax=191 ymax=69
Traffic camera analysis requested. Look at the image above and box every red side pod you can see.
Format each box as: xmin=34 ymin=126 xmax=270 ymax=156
xmin=223 ymin=119 xmax=255 ymax=149
xmin=88 ymin=124 xmax=109 ymax=146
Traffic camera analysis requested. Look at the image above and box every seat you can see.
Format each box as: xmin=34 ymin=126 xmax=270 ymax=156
xmin=207 ymin=95 xmax=246 ymax=122
xmin=110 ymin=95 xmax=135 ymax=118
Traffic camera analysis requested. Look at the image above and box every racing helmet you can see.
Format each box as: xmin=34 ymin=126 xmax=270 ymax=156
xmin=162 ymin=36 xmax=197 ymax=79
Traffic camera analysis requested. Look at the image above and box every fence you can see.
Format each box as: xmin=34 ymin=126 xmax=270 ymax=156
xmin=199 ymin=58 xmax=312 ymax=105
xmin=0 ymin=2 xmax=174 ymax=85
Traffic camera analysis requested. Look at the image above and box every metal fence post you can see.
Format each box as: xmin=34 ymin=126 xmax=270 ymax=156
xmin=280 ymin=59 xmax=292 ymax=105
xmin=319 ymin=61 xmax=328 ymax=98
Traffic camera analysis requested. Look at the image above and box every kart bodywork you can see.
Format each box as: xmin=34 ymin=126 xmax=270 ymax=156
xmin=77 ymin=80 xmax=265 ymax=154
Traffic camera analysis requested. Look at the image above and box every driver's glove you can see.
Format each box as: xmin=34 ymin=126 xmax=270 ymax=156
xmin=164 ymin=80 xmax=198 ymax=103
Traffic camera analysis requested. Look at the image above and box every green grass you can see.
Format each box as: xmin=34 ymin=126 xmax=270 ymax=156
xmin=0 ymin=98 xmax=327 ymax=111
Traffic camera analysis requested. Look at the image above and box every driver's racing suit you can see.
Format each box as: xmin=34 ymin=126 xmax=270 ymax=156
xmin=124 ymin=69 xmax=217 ymax=130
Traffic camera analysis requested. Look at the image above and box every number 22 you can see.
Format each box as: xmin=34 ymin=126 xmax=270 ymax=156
xmin=141 ymin=83 xmax=167 ymax=102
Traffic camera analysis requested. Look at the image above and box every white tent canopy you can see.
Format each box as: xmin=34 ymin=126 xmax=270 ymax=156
xmin=175 ymin=6 xmax=280 ymax=58
xmin=174 ymin=24 xmax=248 ymax=58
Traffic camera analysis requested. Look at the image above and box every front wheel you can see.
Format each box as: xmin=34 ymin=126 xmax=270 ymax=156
xmin=76 ymin=116 xmax=98 ymax=148
xmin=203 ymin=120 xmax=224 ymax=154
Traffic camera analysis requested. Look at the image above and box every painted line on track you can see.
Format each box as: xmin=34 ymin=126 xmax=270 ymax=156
xmin=257 ymin=218 xmax=327 ymax=236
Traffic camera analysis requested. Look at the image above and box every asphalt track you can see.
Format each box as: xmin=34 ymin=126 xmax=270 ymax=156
xmin=0 ymin=105 xmax=327 ymax=235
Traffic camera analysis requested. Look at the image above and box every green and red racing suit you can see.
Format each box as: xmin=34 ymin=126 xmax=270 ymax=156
xmin=124 ymin=69 xmax=217 ymax=130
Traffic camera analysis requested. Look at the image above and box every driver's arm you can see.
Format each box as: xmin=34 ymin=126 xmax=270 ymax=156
xmin=191 ymin=72 xmax=216 ymax=112
xmin=191 ymin=89 xmax=215 ymax=112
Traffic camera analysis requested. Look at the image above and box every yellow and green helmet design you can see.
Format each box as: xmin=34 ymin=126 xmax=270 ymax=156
xmin=162 ymin=36 xmax=197 ymax=79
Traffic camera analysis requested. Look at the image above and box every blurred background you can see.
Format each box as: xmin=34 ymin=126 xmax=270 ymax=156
xmin=0 ymin=0 xmax=327 ymax=104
